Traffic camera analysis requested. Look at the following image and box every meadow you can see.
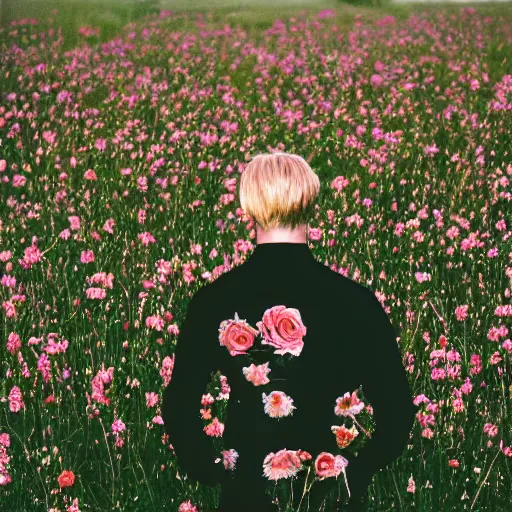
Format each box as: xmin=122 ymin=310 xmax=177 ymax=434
xmin=0 ymin=0 xmax=512 ymax=511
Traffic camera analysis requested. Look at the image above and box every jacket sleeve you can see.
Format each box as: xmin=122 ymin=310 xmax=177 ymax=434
xmin=161 ymin=286 xmax=227 ymax=487
xmin=347 ymin=290 xmax=416 ymax=486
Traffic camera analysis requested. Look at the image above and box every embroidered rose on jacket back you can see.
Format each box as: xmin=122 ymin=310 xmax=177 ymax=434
xmin=256 ymin=305 xmax=307 ymax=357
xmin=218 ymin=305 xmax=306 ymax=358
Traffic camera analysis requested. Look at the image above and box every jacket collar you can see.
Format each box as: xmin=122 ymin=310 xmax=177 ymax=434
xmin=244 ymin=242 xmax=316 ymax=266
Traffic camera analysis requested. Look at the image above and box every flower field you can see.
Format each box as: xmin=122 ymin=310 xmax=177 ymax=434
xmin=0 ymin=2 xmax=512 ymax=511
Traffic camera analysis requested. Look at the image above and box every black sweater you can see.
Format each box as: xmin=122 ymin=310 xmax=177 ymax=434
xmin=161 ymin=242 xmax=416 ymax=503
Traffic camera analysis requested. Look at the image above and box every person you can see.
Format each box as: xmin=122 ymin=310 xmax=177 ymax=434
xmin=161 ymin=152 xmax=416 ymax=511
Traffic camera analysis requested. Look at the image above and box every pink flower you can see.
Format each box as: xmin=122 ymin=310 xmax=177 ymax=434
xmin=85 ymin=287 xmax=106 ymax=300
xmin=483 ymin=423 xmax=498 ymax=437
xmin=103 ymin=218 xmax=115 ymax=234
xmin=219 ymin=312 xmax=259 ymax=356
xmin=263 ymin=449 xmax=303 ymax=480
xmin=424 ymin=143 xmax=439 ymax=156
xmin=317 ymin=9 xmax=335 ymax=19
xmin=80 ymin=250 xmax=95 ymax=263
xmin=203 ymin=417 xmax=224 ymax=437
xmin=87 ymin=272 xmax=114 ymax=288
xmin=19 ymin=244 xmax=42 ymax=269
xmin=375 ymin=15 xmax=396 ymax=26
xmin=94 ymin=138 xmax=107 ymax=151
xmin=314 ymin=452 xmax=348 ymax=478
xmin=6 ymin=332 xmax=21 ymax=355
xmin=0 ymin=274 xmax=15 ymax=288
xmin=308 ymin=227 xmax=322 ymax=241
xmin=334 ymin=390 xmax=365 ymax=417
xmin=138 ymin=232 xmax=156 ymax=246
xmin=68 ymin=216 xmax=81 ymax=230
xmin=257 ymin=305 xmax=307 ymax=356
xmin=146 ymin=314 xmax=164 ymax=331
xmin=502 ymin=339 xmax=512 ymax=352
xmin=500 ymin=439 xmax=512 ymax=457
xmin=490 ymin=351 xmax=502 ymax=365
xmin=370 ymin=74 xmax=384 ymax=87
xmin=59 ymin=228 xmax=71 ymax=240
xmin=0 ymin=473 xmax=12 ymax=486
xmin=331 ymin=175 xmax=349 ymax=192
xmin=221 ymin=448 xmax=239 ymax=471
xmin=200 ymin=408 xmax=212 ymax=420
xmin=145 ymin=392 xmax=159 ymax=408
xmin=8 ymin=386 xmax=24 ymax=413
xmin=12 ymin=174 xmax=27 ymax=187
xmin=407 ymin=475 xmax=416 ymax=493
xmin=178 ymin=500 xmax=198 ymax=512
xmin=201 ymin=393 xmax=215 ymax=406
xmin=262 ymin=390 xmax=296 ymax=418
xmin=422 ymin=427 xmax=434 ymax=439
xmin=455 ymin=305 xmax=469 ymax=321
xmin=84 ymin=169 xmax=97 ymax=181
xmin=415 ymin=271 xmax=431 ymax=283
xmin=297 ymin=449 xmax=312 ymax=461
xmin=242 ymin=362 xmax=271 ymax=386
xmin=111 ymin=418 xmax=126 ymax=434
xmin=452 ymin=397 xmax=464 ymax=413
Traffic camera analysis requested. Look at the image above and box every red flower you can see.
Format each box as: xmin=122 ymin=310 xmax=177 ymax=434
xmin=57 ymin=470 xmax=75 ymax=488
xmin=297 ymin=449 xmax=312 ymax=461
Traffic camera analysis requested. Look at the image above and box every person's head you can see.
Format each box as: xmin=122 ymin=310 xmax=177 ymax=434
xmin=239 ymin=152 xmax=320 ymax=233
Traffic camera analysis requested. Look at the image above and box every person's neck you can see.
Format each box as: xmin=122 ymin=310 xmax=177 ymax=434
xmin=256 ymin=224 xmax=307 ymax=245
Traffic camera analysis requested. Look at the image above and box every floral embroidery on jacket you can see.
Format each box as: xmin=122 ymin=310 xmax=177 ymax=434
xmin=210 ymin=305 xmax=376 ymax=508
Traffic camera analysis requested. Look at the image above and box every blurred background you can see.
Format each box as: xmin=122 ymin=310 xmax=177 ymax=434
xmin=1 ymin=0 xmax=511 ymax=49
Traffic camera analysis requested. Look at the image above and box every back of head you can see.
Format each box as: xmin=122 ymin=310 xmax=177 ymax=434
xmin=238 ymin=152 xmax=321 ymax=231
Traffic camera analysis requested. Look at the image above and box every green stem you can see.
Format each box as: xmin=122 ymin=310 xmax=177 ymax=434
xmin=350 ymin=413 xmax=372 ymax=439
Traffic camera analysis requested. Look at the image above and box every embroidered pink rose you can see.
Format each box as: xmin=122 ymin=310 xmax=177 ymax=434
xmin=218 ymin=312 xmax=259 ymax=356
xmin=314 ymin=452 xmax=348 ymax=478
xmin=242 ymin=361 xmax=271 ymax=386
xmin=262 ymin=449 xmax=303 ymax=480
xmin=256 ymin=305 xmax=307 ymax=356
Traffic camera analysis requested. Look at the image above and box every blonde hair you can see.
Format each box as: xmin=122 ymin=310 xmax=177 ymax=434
xmin=239 ymin=152 xmax=320 ymax=231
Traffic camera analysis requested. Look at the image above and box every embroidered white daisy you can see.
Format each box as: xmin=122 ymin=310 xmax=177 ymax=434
xmin=262 ymin=390 xmax=296 ymax=418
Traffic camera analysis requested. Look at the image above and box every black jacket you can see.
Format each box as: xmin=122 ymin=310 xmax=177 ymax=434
xmin=161 ymin=242 xmax=416 ymax=507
